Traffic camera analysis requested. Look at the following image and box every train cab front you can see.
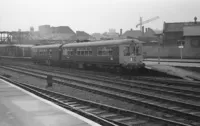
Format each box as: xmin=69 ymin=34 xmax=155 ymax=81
xmin=119 ymin=43 xmax=144 ymax=69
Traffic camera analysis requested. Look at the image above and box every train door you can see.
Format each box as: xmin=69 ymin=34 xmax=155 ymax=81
xmin=119 ymin=43 xmax=143 ymax=65
xmin=119 ymin=44 xmax=132 ymax=65
xmin=132 ymin=43 xmax=143 ymax=63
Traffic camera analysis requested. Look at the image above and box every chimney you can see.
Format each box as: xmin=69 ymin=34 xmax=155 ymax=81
xmin=145 ymin=28 xmax=148 ymax=32
xmin=120 ymin=29 xmax=122 ymax=36
xmin=142 ymin=26 xmax=144 ymax=36
xmin=194 ymin=16 xmax=197 ymax=24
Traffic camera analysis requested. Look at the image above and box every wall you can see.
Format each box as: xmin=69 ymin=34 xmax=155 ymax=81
xmin=164 ymin=32 xmax=183 ymax=45
xmin=143 ymin=37 xmax=200 ymax=59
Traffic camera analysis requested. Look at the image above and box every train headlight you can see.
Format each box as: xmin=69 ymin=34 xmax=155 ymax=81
xmin=110 ymin=57 xmax=113 ymax=60
xmin=130 ymin=58 xmax=133 ymax=61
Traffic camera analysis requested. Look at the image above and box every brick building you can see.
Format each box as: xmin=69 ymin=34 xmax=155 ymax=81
xmin=163 ymin=19 xmax=200 ymax=45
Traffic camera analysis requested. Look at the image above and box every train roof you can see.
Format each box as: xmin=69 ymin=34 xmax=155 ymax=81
xmin=31 ymin=44 xmax=62 ymax=49
xmin=14 ymin=44 xmax=34 ymax=47
xmin=0 ymin=44 xmax=11 ymax=47
xmin=62 ymin=39 xmax=144 ymax=48
xmin=0 ymin=44 xmax=34 ymax=47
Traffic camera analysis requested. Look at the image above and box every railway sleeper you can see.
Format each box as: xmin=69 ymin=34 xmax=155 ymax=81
xmin=74 ymin=106 xmax=91 ymax=110
xmin=98 ymin=113 xmax=118 ymax=118
xmin=110 ymin=116 xmax=132 ymax=121
xmin=88 ymin=110 xmax=107 ymax=115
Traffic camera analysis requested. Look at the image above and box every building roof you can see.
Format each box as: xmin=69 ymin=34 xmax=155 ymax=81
xmin=183 ymin=26 xmax=200 ymax=36
xmin=70 ymin=31 xmax=94 ymax=41
xmin=164 ymin=22 xmax=200 ymax=32
xmin=122 ymin=30 xmax=142 ymax=38
xmin=143 ymin=28 xmax=156 ymax=37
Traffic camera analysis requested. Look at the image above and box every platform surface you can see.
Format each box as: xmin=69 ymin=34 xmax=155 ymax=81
xmin=0 ymin=79 xmax=101 ymax=126
xmin=144 ymin=60 xmax=200 ymax=67
xmin=145 ymin=64 xmax=200 ymax=81
xmin=144 ymin=58 xmax=200 ymax=63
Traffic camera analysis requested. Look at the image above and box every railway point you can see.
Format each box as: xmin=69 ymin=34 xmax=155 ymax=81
xmin=0 ymin=78 xmax=101 ymax=126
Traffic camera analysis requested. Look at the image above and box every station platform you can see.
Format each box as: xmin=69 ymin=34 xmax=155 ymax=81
xmin=144 ymin=60 xmax=200 ymax=68
xmin=0 ymin=79 xmax=101 ymax=126
xmin=144 ymin=58 xmax=200 ymax=63
xmin=145 ymin=64 xmax=200 ymax=81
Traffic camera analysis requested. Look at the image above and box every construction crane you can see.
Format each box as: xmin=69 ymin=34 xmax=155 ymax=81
xmin=136 ymin=16 xmax=159 ymax=31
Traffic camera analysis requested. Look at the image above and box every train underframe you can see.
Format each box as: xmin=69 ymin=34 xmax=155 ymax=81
xmin=32 ymin=59 xmax=145 ymax=74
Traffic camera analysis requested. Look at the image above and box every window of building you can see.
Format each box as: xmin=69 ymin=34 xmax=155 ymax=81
xmin=191 ymin=39 xmax=200 ymax=47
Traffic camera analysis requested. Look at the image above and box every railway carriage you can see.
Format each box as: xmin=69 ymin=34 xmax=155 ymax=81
xmin=31 ymin=39 xmax=144 ymax=71
xmin=0 ymin=44 xmax=33 ymax=57
xmin=0 ymin=44 xmax=16 ymax=56
xmin=14 ymin=44 xmax=33 ymax=57
xmin=61 ymin=39 xmax=144 ymax=70
xmin=31 ymin=44 xmax=62 ymax=65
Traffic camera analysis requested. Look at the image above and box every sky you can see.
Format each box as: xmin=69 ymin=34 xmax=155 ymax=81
xmin=0 ymin=0 xmax=200 ymax=34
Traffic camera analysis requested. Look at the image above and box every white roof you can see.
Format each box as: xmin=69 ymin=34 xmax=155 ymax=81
xmin=32 ymin=44 xmax=62 ymax=49
xmin=0 ymin=44 xmax=34 ymax=47
xmin=63 ymin=39 xmax=144 ymax=48
xmin=14 ymin=44 xmax=34 ymax=47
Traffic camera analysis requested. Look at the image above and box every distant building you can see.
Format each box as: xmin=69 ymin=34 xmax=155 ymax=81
xmin=163 ymin=18 xmax=200 ymax=45
xmin=51 ymin=26 xmax=75 ymax=34
xmin=38 ymin=25 xmax=76 ymax=42
xmin=39 ymin=25 xmax=51 ymax=35
xmin=70 ymin=31 xmax=95 ymax=42
xmin=122 ymin=29 xmax=142 ymax=39
xmin=92 ymin=33 xmax=101 ymax=40
xmin=183 ymin=25 xmax=200 ymax=48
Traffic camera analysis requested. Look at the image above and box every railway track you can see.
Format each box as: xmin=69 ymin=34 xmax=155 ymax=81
xmin=1 ymin=65 xmax=200 ymax=125
xmin=8 ymin=65 xmax=200 ymax=98
xmin=0 ymin=76 xmax=187 ymax=126
xmin=5 ymin=61 xmax=199 ymax=86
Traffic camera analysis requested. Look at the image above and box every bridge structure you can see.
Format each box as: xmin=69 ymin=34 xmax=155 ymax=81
xmin=0 ymin=31 xmax=30 ymax=44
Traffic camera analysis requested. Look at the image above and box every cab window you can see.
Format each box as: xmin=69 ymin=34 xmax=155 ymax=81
xmin=136 ymin=46 xmax=142 ymax=56
xmin=123 ymin=46 xmax=130 ymax=56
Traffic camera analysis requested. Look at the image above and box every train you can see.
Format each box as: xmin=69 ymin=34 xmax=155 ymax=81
xmin=0 ymin=44 xmax=33 ymax=57
xmin=0 ymin=39 xmax=145 ymax=71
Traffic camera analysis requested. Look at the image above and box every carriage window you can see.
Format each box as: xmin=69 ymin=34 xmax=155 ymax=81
xmin=124 ymin=46 xmax=130 ymax=56
xmin=85 ymin=48 xmax=89 ymax=56
xmin=76 ymin=47 xmax=92 ymax=56
xmin=49 ymin=49 xmax=52 ymax=55
xmin=89 ymin=48 xmax=92 ymax=56
xmin=136 ymin=46 xmax=142 ymax=56
xmin=63 ymin=48 xmax=74 ymax=56
xmin=108 ymin=48 xmax=113 ymax=55
xmin=81 ymin=48 xmax=84 ymax=55
xmin=97 ymin=47 xmax=112 ymax=56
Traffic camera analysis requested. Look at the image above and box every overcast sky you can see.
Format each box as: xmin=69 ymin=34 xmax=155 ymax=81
xmin=0 ymin=0 xmax=199 ymax=34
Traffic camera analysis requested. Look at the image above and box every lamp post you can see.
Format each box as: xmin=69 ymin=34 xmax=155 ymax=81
xmin=158 ymin=34 xmax=163 ymax=64
xmin=178 ymin=40 xmax=184 ymax=59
